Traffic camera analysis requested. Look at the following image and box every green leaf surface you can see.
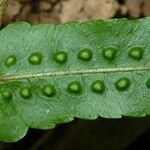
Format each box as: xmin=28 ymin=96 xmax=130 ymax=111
xmin=0 ymin=17 xmax=150 ymax=142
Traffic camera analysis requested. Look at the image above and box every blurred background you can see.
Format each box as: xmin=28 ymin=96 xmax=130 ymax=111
xmin=2 ymin=0 xmax=150 ymax=25
xmin=1 ymin=0 xmax=150 ymax=150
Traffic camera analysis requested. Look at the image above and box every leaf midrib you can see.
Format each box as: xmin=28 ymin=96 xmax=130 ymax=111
xmin=0 ymin=66 xmax=150 ymax=82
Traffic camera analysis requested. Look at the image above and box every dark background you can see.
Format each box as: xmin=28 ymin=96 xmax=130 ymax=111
xmin=0 ymin=0 xmax=150 ymax=149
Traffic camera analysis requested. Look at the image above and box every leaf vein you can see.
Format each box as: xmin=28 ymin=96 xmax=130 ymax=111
xmin=0 ymin=66 xmax=150 ymax=82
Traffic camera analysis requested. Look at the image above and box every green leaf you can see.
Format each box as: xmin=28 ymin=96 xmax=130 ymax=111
xmin=0 ymin=17 xmax=150 ymax=142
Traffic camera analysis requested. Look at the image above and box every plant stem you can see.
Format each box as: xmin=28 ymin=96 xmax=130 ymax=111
xmin=0 ymin=0 xmax=8 ymax=25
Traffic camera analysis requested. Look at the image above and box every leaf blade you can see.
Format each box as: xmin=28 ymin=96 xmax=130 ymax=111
xmin=0 ymin=17 xmax=150 ymax=142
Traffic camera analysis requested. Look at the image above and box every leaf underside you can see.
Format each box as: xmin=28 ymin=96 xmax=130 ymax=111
xmin=0 ymin=17 xmax=150 ymax=142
